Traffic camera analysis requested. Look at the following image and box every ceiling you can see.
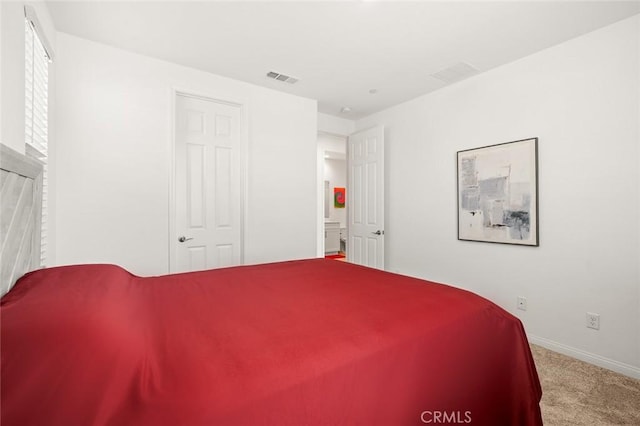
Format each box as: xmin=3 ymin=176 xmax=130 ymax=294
xmin=47 ymin=1 xmax=640 ymax=120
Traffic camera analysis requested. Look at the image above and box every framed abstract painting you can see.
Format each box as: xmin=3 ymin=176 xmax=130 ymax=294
xmin=334 ymin=187 xmax=346 ymax=208
xmin=457 ymin=138 xmax=539 ymax=246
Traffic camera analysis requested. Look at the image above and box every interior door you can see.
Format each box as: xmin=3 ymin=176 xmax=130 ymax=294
xmin=173 ymin=94 xmax=242 ymax=273
xmin=348 ymin=126 xmax=384 ymax=269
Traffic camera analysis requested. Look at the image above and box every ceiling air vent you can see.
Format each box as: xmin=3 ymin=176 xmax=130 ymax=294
xmin=430 ymin=62 xmax=479 ymax=84
xmin=266 ymin=71 xmax=299 ymax=84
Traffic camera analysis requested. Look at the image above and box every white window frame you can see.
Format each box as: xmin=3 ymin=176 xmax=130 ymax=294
xmin=24 ymin=6 xmax=53 ymax=267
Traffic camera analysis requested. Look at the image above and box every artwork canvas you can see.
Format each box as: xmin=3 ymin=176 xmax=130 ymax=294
xmin=457 ymin=138 xmax=538 ymax=246
xmin=334 ymin=187 xmax=346 ymax=208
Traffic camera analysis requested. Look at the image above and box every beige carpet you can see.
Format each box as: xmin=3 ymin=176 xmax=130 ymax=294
xmin=530 ymin=344 xmax=640 ymax=425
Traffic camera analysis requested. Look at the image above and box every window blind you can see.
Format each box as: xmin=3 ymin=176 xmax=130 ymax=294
xmin=24 ymin=15 xmax=49 ymax=267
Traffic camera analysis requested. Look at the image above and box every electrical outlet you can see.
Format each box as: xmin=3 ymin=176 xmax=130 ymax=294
xmin=517 ymin=296 xmax=527 ymax=311
xmin=586 ymin=312 xmax=600 ymax=330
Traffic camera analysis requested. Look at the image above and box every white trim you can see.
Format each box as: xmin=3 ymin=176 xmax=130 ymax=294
xmin=168 ymin=89 xmax=177 ymax=272
xmin=168 ymin=87 xmax=248 ymax=273
xmin=318 ymin=129 xmax=348 ymax=139
xmin=316 ymin=139 xmax=324 ymax=257
xmin=528 ymin=334 xmax=640 ymax=380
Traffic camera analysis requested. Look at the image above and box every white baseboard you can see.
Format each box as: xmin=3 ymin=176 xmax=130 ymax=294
xmin=528 ymin=334 xmax=640 ymax=380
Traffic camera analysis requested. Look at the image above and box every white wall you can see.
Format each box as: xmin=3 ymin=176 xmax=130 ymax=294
xmin=0 ymin=2 xmax=26 ymax=153
xmin=0 ymin=2 xmax=3 ymax=141
xmin=318 ymin=112 xmax=355 ymax=136
xmin=55 ymin=33 xmax=318 ymax=276
xmin=356 ymin=15 xmax=640 ymax=376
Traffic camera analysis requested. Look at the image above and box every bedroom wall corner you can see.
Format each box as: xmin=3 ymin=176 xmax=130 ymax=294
xmin=354 ymin=15 xmax=640 ymax=375
xmin=243 ymin=90 xmax=318 ymax=265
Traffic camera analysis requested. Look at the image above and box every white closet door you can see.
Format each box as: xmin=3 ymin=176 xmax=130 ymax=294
xmin=173 ymin=95 xmax=243 ymax=272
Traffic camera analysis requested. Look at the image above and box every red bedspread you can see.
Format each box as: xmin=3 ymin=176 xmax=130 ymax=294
xmin=1 ymin=259 xmax=542 ymax=425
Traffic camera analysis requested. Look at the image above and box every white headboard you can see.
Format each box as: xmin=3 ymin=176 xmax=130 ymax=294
xmin=0 ymin=144 xmax=43 ymax=296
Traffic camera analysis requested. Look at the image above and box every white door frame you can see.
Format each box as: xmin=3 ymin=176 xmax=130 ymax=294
xmin=168 ymin=88 xmax=249 ymax=273
xmin=316 ymin=135 xmax=326 ymax=258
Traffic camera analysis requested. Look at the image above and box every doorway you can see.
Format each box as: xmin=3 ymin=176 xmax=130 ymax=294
xmin=318 ymin=132 xmax=348 ymax=258
xmin=170 ymin=93 xmax=245 ymax=273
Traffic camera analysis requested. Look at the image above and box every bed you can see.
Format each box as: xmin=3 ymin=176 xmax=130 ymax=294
xmin=1 ymin=146 xmax=542 ymax=425
xmin=0 ymin=144 xmax=43 ymax=295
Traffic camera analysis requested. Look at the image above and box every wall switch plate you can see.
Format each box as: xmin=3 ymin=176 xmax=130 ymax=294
xmin=517 ymin=296 xmax=527 ymax=311
xmin=586 ymin=312 xmax=600 ymax=330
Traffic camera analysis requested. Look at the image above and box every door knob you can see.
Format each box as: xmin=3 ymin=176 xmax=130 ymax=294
xmin=372 ymin=230 xmax=384 ymax=235
xmin=178 ymin=236 xmax=194 ymax=243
